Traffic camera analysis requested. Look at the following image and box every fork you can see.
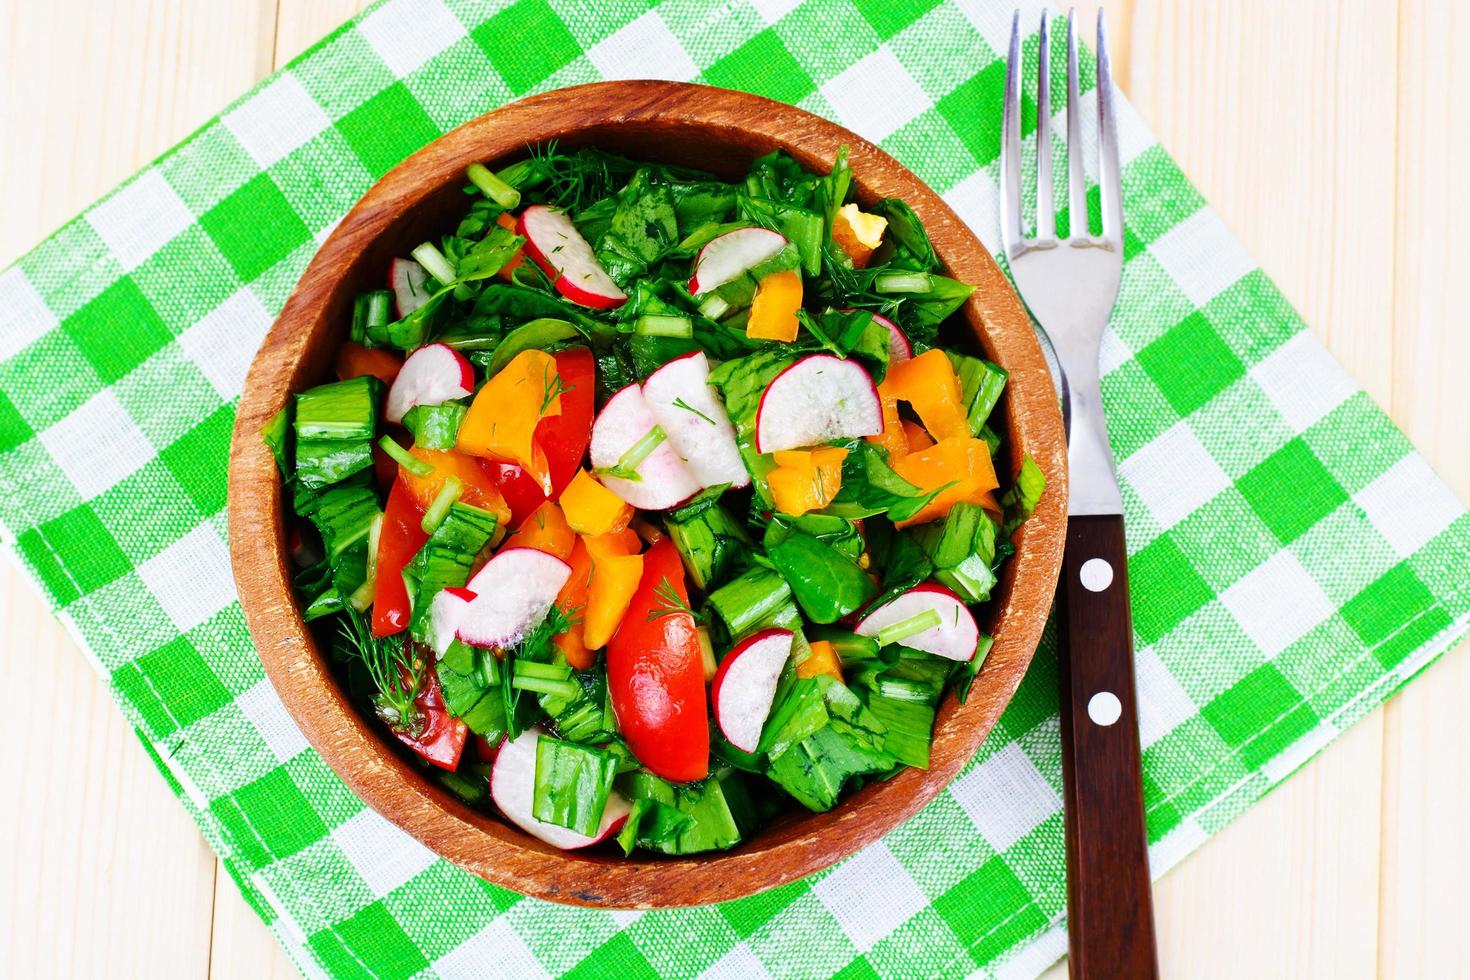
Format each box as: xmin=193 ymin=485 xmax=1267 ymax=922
xmin=1001 ymin=10 xmax=1160 ymax=979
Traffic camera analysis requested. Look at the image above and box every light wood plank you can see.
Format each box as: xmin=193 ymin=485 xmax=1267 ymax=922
xmin=0 ymin=1 xmax=278 ymax=976
xmin=1379 ymin=1 xmax=1470 ymax=977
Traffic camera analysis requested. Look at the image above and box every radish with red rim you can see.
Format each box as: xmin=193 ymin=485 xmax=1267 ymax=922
xmin=385 ymin=342 xmax=474 ymax=424
xmin=688 ymin=227 xmax=788 ymax=296
xmin=754 ymin=354 xmax=885 ymax=453
xmin=854 ymin=583 xmax=979 ymax=662
xmin=589 ymin=384 xmax=702 ymax=509
xmin=491 ymin=728 xmax=632 ymax=849
xmin=389 ymin=257 xmax=432 ymax=318
xmin=456 ymin=548 xmax=572 ymax=649
xmin=711 ymin=628 xmax=793 ymax=753
xmin=517 ymin=205 xmax=626 ymax=310
xmin=642 ymin=351 xmax=749 ymax=489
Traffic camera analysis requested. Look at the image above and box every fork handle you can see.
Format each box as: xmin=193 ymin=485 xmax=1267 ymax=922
xmin=1056 ymin=514 xmax=1160 ymax=980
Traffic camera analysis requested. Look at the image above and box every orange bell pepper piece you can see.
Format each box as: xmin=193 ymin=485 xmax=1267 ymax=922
xmin=768 ymin=446 xmax=847 ymax=517
xmin=457 ymin=349 xmax=561 ymax=493
xmin=868 ymin=390 xmax=909 ymax=461
xmin=399 ymin=447 xmax=512 ymax=531
xmin=746 ymin=269 xmax=802 ymax=342
xmin=559 ymin=469 xmax=634 ymax=536
xmin=891 ymin=436 xmax=1000 ymax=527
xmin=882 ymin=349 xmax=968 ymax=442
xmin=582 ymin=531 xmax=645 ymax=650
xmin=336 ymin=341 xmax=402 ymax=386
xmin=902 ymin=419 xmax=934 ymax=454
xmin=510 ymin=500 xmax=575 ymax=560
xmin=496 ymin=212 xmax=525 ymax=282
xmin=796 ymin=639 xmax=843 ymax=681
xmin=552 ymin=537 xmax=595 ymax=669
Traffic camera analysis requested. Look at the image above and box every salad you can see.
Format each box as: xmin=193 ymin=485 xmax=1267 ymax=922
xmin=264 ymin=144 xmax=1044 ymax=855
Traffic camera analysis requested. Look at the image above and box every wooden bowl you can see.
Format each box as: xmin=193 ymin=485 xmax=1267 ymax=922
xmin=228 ymin=81 xmax=1067 ymax=908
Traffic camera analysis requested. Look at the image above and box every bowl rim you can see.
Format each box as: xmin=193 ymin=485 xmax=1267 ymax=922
xmin=227 ymin=80 xmax=1067 ymax=909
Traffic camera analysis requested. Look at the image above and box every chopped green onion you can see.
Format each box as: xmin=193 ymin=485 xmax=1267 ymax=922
xmin=874 ymin=271 xmax=933 ymax=294
xmin=511 ymin=674 xmax=581 ymax=698
xmin=421 ymin=476 xmax=462 ymax=534
xmin=876 ymin=608 xmax=942 ymax=647
xmin=377 ymin=435 xmax=433 ymax=476
xmin=411 ymin=241 xmax=457 ymax=285
xmin=352 ymin=290 xmax=392 ymax=344
xmin=295 ymin=376 xmax=380 ymax=441
xmin=347 ymin=512 xmax=385 ymax=612
xmin=697 ymin=294 xmax=732 ymax=321
xmin=467 ymin=162 xmax=521 ymax=209
xmin=635 ymin=314 xmax=694 ymax=338
xmin=402 ymin=403 xmax=466 ymax=450
xmin=598 ymin=425 xmax=667 ymax=482
xmin=532 ymin=738 xmax=617 ymax=836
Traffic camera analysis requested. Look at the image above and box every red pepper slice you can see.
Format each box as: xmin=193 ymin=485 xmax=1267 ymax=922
xmin=371 ymin=481 xmax=428 ymax=637
xmin=392 ymin=664 xmax=467 ymax=771
xmin=480 ymin=347 xmax=596 ymax=522
xmin=606 ymin=538 xmax=709 ymax=783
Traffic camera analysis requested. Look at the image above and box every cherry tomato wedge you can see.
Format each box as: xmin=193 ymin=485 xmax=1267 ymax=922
xmin=606 ymin=538 xmax=709 ymax=783
xmin=372 ymin=481 xmax=428 ymax=637
xmin=392 ymin=662 xmax=467 ymax=771
xmin=480 ymin=347 xmax=596 ymax=522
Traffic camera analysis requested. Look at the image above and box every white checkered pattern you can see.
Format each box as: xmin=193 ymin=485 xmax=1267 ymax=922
xmin=136 ymin=524 xmax=237 ymax=632
xmin=37 ymin=390 xmax=153 ymax=500
xmin=223 ymin=74 xmax=332 ymax=169
xmin=85 ymin=171 xmax=194 ymax=272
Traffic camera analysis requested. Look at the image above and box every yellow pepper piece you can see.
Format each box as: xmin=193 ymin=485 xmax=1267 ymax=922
xmin=456 ymin=349 xmax=561 ymax=493
xmin=552 ymin=537 xmax=595 ymax=669
xmin=797 ymin=640 xmax=843 ymax=681
xmin=582 ymin=532 xmax=645 ymax=649
xmin=867 ymin=389 xmax=909 ymax=461
xmin=511 ymin=500 xmax=575 ymax=560
xmin=559 ymin=469 xmax=634 ymax=536
xmin=769 ymin=446 xmax=848 ymax=517
xmin=902 ymin=419 xmax=934 ymax=454
xmin=746 ymin=269 xmax=803 ymax=342
xmin=892 ymin=436 xmax=1000 ymax=527
xmin=399 ymin=446 xmax=512 ymax=531
xmin=832 ymin=203 xmax=888 ymax=268
xmin=881 ymin=349 xmax=968 ymax=442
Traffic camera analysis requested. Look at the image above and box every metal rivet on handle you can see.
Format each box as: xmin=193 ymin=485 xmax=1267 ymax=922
xmin=1088 ymin=691 xmax=1122 ymax=726
xmin=1079 ymin=557 xmax=1113 ymax=592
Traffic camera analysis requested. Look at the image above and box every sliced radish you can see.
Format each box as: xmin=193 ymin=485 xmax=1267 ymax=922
xmin=491 ymin=727 xmax=632 ymax=849
xmin=424 ymin=586 xmax=475 ymax=658
xmin=754 ymin=354 xmax=885 ymax=453
xmin=389 ymin=258 xmax=431 ymax=318
xmin=456 ymin=548 xmax=571 ymax=648
xmin=712 ymin=628 xmax=793 ymax=753
xmin=385 ymin=342 xmax=474 ymax=424
xmin=688 ymin=227 xmax=788 ymax=296
xmin=642 ymin=351 xmax=749 ymax=490
xmin=854 ymin=583 xmax=980 ymax=662
xmin=589 ymin=384 xmax=702 ymax=510
xmin=517 ymin=205 xmax=626 ymax=310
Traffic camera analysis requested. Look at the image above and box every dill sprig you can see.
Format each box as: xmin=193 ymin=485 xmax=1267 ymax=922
xmin=646 ymin=576 xmax=701 ymax=624
xmin=541 ymin=360 xmax=573 ymax=415
xmin=672 ymin=396 xmax=716 ymax=425
xmin=338 ymin=607 xmax=424 ymax=736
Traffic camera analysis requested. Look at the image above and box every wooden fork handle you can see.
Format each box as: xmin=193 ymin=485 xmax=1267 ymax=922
xmin=1056 ymin=514 xmax=1160 ymax=980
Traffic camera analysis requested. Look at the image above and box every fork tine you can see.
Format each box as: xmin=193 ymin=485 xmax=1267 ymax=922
xmin=1095 ymin=9 xmax=1122 ymax=243
xmin=1065 ymin=9 xmax=1089 ymax=238
xmin=999 ymin=9 xmax=1024 ymax=251
xmin=1034 ymin=11 xmax=1055 ymax=241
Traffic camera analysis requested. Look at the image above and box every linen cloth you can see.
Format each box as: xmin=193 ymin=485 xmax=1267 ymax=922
xmin=1 ymin=0 xmax=1466 ymax=976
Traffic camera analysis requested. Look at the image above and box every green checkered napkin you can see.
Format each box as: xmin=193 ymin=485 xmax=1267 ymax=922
xmin=1 ymin=0 xmax=1466 ymax=976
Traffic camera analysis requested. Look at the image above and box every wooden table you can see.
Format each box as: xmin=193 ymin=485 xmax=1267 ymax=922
xmin=2 ymin=2 xmax=1465 ymax=976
